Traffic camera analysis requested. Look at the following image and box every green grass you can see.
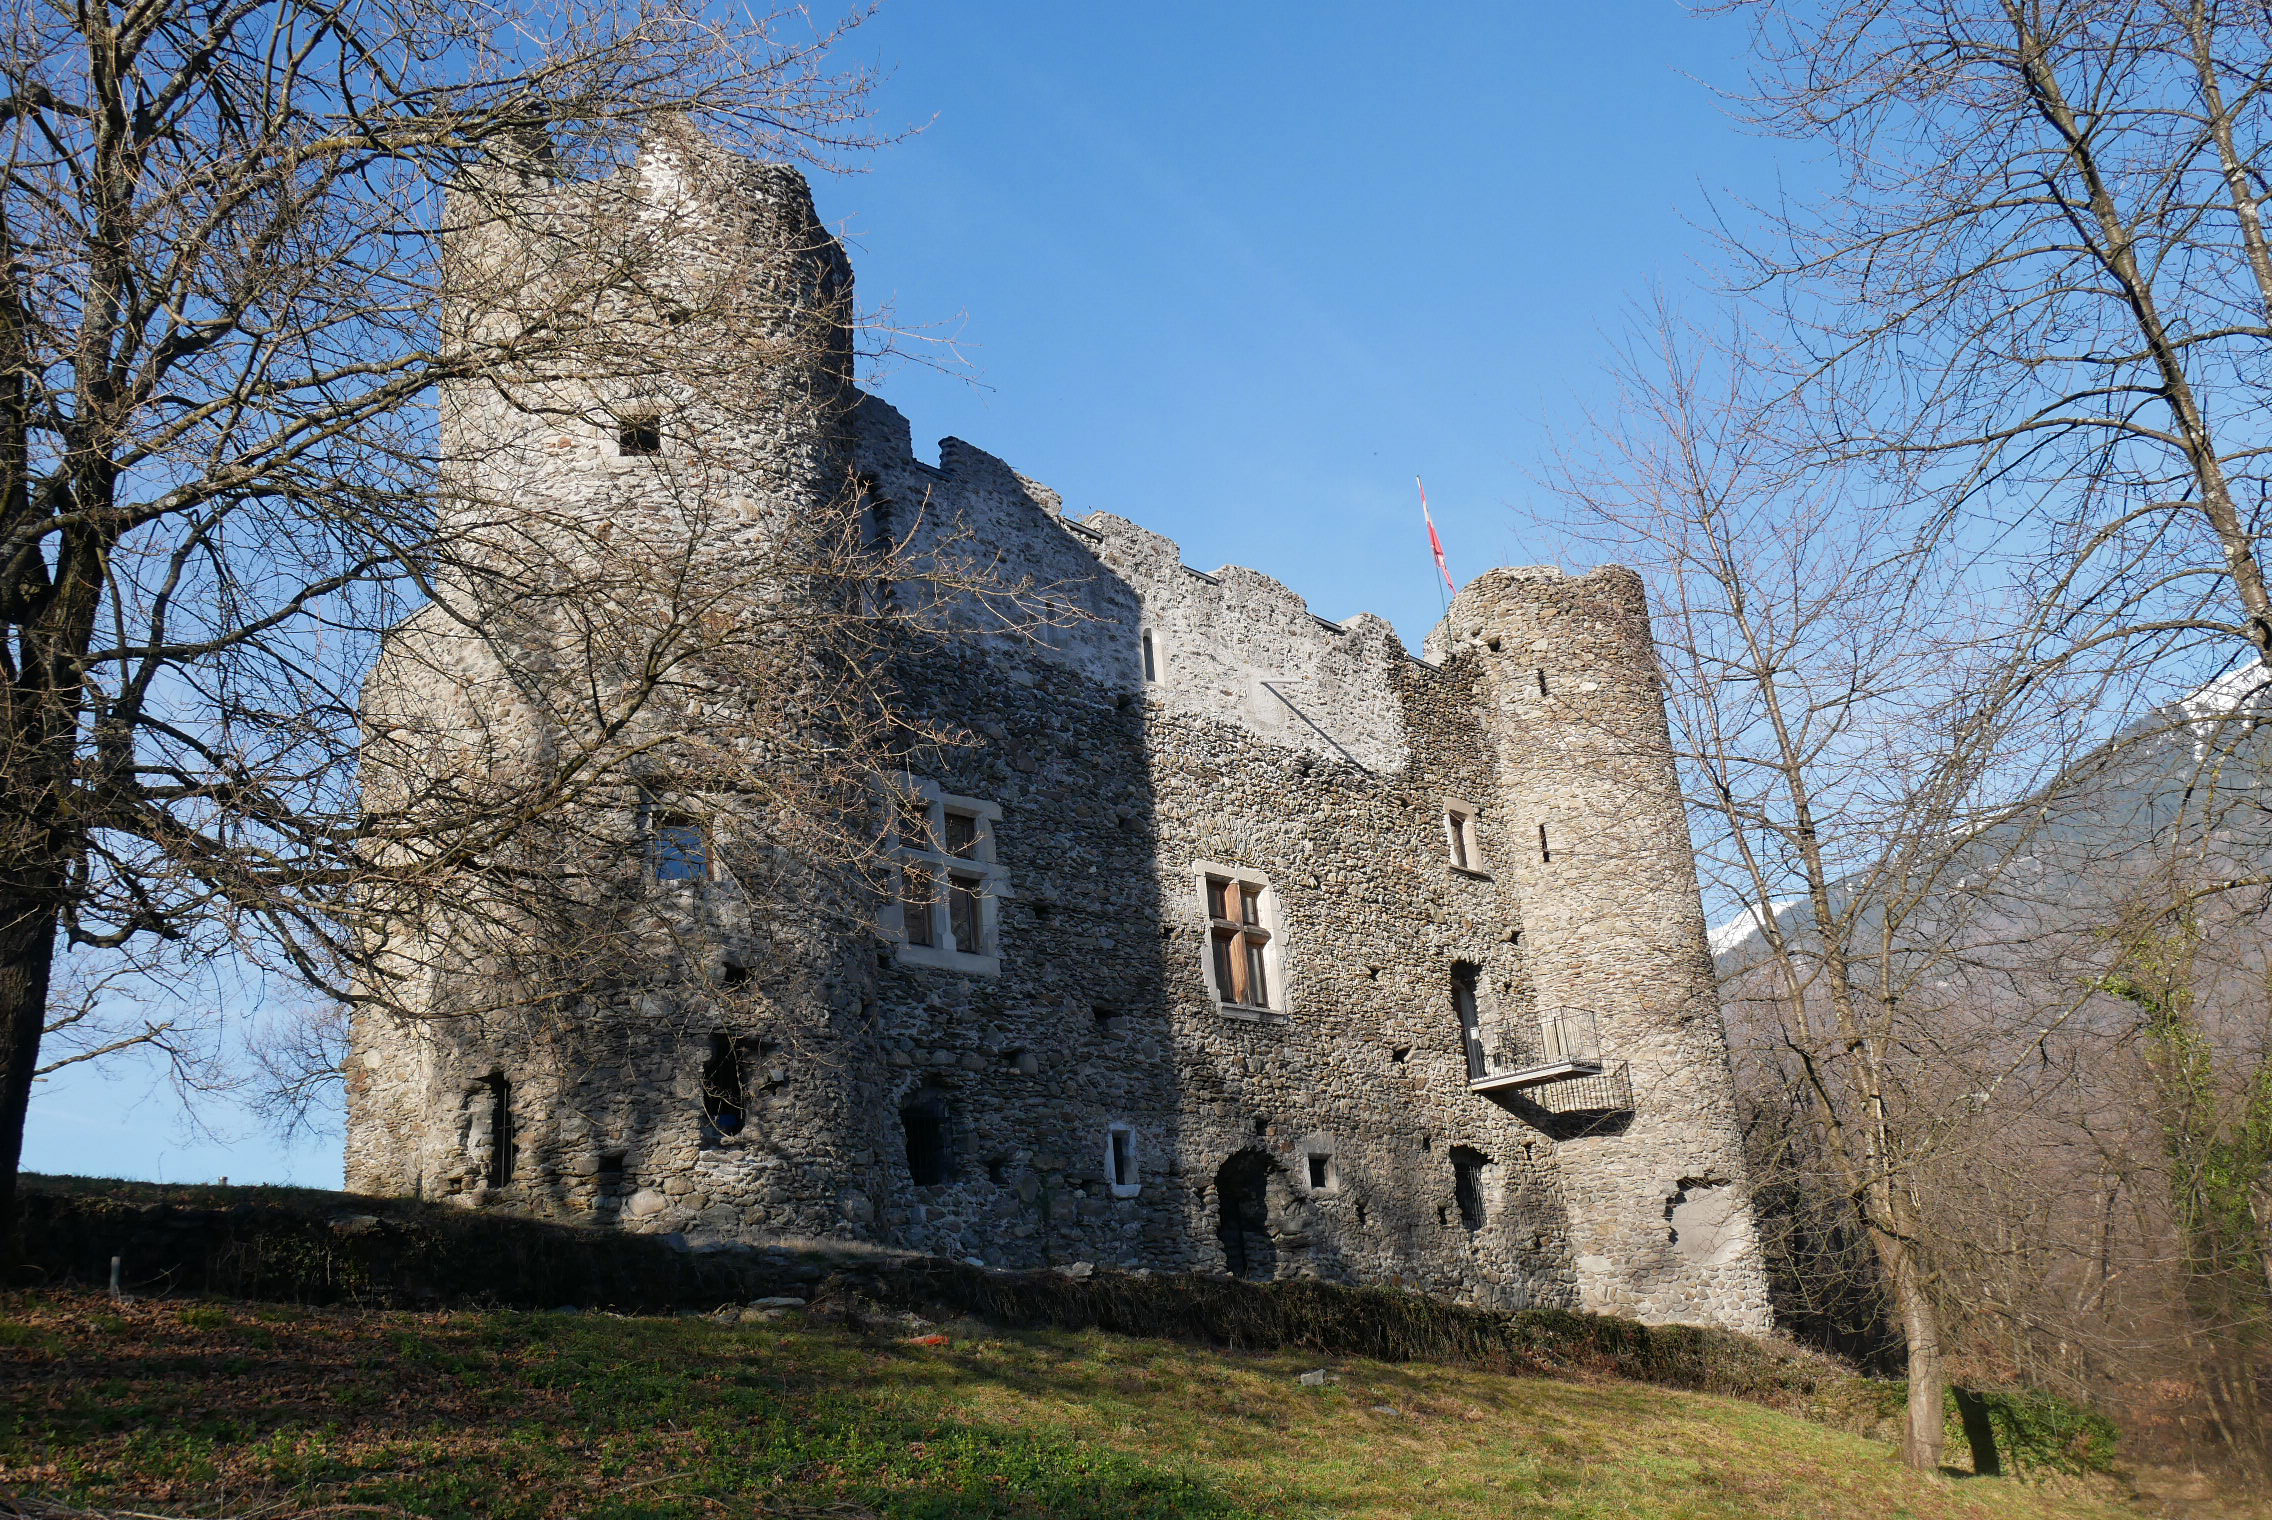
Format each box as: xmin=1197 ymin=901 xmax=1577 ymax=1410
xmin=0 ymin=1292 xmax=2154 ymax=1519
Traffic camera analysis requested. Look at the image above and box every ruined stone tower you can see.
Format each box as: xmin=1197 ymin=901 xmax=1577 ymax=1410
xmin=345 ymin=133 xmax=1773 ymax=1335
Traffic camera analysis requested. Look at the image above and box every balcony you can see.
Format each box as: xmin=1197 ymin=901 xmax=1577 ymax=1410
xmin=1468 ymin=1011 xmax=1631 ymax=1112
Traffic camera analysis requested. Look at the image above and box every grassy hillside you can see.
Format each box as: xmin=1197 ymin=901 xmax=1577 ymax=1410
xmin=0 ymin=1291 xmax=2151 ymax=1520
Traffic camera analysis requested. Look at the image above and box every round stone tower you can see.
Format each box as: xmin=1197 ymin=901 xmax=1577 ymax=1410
xmin=1434 ymin=564 xmax=1773 ymax=1333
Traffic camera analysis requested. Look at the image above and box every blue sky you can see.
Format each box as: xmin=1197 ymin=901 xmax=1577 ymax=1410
xmin=24 ymin=0 xmax=1801 ymax=1188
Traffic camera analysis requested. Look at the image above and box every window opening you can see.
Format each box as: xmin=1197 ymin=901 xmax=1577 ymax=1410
xmin=888 ymin=783 xmax=1005 ymax=966
xmin=1451 ymin=1146 xmax=1490 ymax=1231
xmin=1141 ymin=629 xmax=1158 ymax=682
xmin=901 ymin=1082 xmax=954 ymax=1186
xmin=1451 ymin=962 xmax=1487 ymax=1082
xmin=1205 ymin=874 xmax=1273 ymax=1009
xmin=986 ymin=1156 xmax=1008 ymax=1185
xmin=858 ymin=474 xmax=891 ymax=553
xmin=1251 ymin=1114 xmax=1271 ymax=1137
xmin=1306 ymin=1153 xmax=1331 ymax=1190
xmin=1092 ymin=1004 xmax=1121 ymax=1036
xmin=1536 ymin=668 xmax=1548 ymax=696
xmin=649 ymin=814 xmax=707 ymax=883
xmin=947 ymin=873 xmax=984 ymax=952
xmin=901 ymin=864 xmax=937 ymax=947
xmin=617 ymin=413 xmax=662 ymax=456
xmin=1537 ymin=823 xmax=1552 ymax=864
xmin=719 ymin=963 xmax=750 ymax=990
xmin=482 ymin=1074 xmax=514 ymax=1186
xmin=1107 ymin=1125 xmax=1139 ymax=1195
xmin=943 ymin=810 xmax=979 ymax=857
xmin=1446 ymin=807 xmax=1481 ymax=870
xmin=701 ymin=1033 xmax=746 ymax=1138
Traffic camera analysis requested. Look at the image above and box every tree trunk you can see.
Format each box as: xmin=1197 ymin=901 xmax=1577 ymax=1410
xmin=1881 ymin=1227 xmax=1948 ymax=1471
xmin=0 ymin=888 xmax=59 ymax=1251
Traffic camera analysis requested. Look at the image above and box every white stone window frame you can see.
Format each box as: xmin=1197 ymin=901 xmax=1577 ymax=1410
xmin=886 ymin=781 xmax=1008 ymax=976
xmin=1442 ymin=795 xmax=1488 ymax=876
xmin=1193 ymin=860 xmax=1291 ymax=1020
xmin=1103 ymin=1122 xmax=1142 ymax=1198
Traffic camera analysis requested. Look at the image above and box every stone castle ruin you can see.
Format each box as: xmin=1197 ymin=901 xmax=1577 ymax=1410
xmin=345 ymin=132 xmax=1773 ymax=1334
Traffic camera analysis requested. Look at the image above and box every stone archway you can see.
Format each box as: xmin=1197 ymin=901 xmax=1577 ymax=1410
xmin=1214 ymin=1149 xmax=1280 ymax=1280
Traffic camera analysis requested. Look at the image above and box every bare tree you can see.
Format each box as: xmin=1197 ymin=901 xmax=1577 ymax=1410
xmin=1714 ymin=0 xmax=2272 ymax=730
xmin=0 ymin=0 xmax=977 ymax=1240
xmin=1679 ymin=0 xmax=2272 ymax=1474
xmin=1547 ymin=310 xmax=2095 ymax=1470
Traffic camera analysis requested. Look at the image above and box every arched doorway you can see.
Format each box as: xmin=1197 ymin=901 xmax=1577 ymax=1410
xmin=1214 ymin=1150 xmax=1280 ymax=1280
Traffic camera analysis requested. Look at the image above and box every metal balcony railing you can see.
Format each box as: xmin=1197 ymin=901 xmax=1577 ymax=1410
xmin=1469 ymin=1010 xmax=1609 ymax=1095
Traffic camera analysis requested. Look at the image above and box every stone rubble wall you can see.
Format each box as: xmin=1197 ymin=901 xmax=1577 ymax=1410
xmin=346 ymin=143 xmax=1773 ymax=1336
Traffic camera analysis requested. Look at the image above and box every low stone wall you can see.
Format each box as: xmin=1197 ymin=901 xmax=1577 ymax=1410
xmin=8 ymin=1176 xmax=2113 ymax=1476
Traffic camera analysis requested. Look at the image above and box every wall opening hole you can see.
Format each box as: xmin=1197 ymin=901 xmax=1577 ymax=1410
xmin=1451 ymin=1146 xmax=1491 ymax=1231
xmin=1107 ymin=1126 xmax=1138 ymax=1191
xmin=701 ymin=1033 xmax=747 ymax=1139
xmin=1214 ymin=1151 xmax=1279 ymax=1281
xmin=1390 ymin=1045 xmax=1411 ymax=1064
xmin=1251 ymin=1114 xmax=1270 ymax=1137
xmin=1451 ymin=961 xmax=1486 ymax=1082
xmin=985 ymin=1156 xmax=1008 ymax=1185
xmin=480 ymin=1073 xmax=514 ymax=1187
xmin=901 ymin=1081 xmax=955 ymax=1186
xmin=617 ymin=414 xmax=663 ymax=456
xmin=1306 ymin=1153 xmax=1330 ymax=1190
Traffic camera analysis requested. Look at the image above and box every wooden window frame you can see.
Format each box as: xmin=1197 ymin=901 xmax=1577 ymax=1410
xmin=888 ymin=779 xmax=1008 ymax=975
xmin=1194 ymin=861 xmax=1288 ymax=1018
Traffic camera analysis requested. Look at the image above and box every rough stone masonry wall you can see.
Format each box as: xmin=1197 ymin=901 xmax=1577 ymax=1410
xmin=346 ymin=143 xmax=1773 ymax=1336
xmin=1436 ymin=567 xmax=1773 ymax=1333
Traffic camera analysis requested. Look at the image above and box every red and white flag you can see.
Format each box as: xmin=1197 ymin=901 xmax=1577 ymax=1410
xmin=1417 ymin=476 xmax=1454 ymax=593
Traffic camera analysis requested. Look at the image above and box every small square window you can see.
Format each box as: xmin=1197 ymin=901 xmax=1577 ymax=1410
xmin=617 ymin=414 xmax=663 ymax=456
xmin=1306 ymin=1153 xmax=1331 ymax=1190
xmin=649 ymin=816 xmax=707 ymax=883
